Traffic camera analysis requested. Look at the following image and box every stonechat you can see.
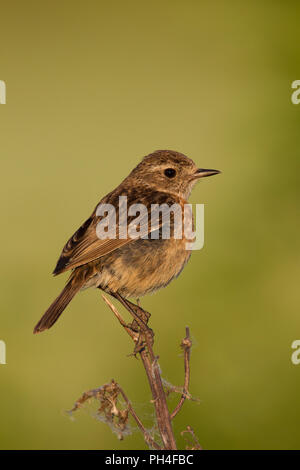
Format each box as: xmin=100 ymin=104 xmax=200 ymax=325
xmin=34 ymin=150 xmax=220 ymax=333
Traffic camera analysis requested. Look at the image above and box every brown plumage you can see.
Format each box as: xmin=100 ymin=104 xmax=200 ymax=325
xmin=33 ymin=150 xmax=220 ymax=334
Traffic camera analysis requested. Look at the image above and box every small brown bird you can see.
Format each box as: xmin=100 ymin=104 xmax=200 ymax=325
xmin=33 ymin=150 xmax=220 ymax=334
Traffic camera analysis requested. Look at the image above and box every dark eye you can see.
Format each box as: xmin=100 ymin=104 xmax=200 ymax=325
xmin=164 ymin=168 xmax=176 ymax=178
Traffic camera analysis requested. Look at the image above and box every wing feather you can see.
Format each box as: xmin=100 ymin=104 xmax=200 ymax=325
xmin=53 ymin=189 xmax=182 ymax=275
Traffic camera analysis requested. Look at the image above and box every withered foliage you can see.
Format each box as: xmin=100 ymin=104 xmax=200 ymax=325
xmin=69 ymin=380 xmax=130 ymax=440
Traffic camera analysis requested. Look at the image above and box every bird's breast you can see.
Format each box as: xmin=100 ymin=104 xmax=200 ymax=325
xmin=86 ymin=196 xmax=195 ymax=298
xmin=96 ymin=236 xmax=192 ymax=298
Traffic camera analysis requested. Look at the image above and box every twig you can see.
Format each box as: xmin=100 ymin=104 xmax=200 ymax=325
xmin=181 ymin=425 xmax=202 ymax=450
xmin=171 ymin=327 xmax=192 ymax=419
xmin=117 ymin=384 xmax=162 ymax=450
xmin=102 ymin=294 xmax=177 ymax=450
xmin=69 ymin=296 xmax=199 ymax=449
xmin=102 ymin=295 xmax=138 ymax=343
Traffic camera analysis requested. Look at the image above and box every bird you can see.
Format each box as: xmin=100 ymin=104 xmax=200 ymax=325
xmin=33 ymin=150 xmax=220 ymax=334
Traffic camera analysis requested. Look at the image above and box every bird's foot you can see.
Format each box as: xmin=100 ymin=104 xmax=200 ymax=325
xmin=125 ymin=299 xmax=151 ymax=324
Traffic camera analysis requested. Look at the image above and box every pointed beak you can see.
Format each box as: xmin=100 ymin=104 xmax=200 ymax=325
xmin=193 ymin=168 xmax=221 ymax=178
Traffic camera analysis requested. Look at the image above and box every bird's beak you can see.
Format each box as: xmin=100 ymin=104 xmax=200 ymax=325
xmin=193 ymin=168 xmax=221 ymax=179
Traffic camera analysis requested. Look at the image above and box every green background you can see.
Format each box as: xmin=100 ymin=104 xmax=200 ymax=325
xmin=1 ymin=0 xmax=300 ymax=450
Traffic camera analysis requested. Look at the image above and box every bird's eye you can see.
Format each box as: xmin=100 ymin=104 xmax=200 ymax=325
xmin=164 ymin=168 xmax=176 ymax=178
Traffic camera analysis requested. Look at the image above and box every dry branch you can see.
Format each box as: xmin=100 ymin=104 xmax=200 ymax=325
xmin=102 ymin=294 xmax=176 ymax=450
xmin=70 ymin=295 xmax=198 ymax=450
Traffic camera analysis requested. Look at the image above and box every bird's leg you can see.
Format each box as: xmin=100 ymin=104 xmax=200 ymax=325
xmin=122 ymin=298 xmax=154 ymax=354
xmin=126 ymin=298 xmax=151 ymax=324
xmin=98 ymin=288 xmax=150 ymax=327
xmin=111 ymin=293 xmax=154 ymax=353
xmin=110 ymin=293 xmax=149 ymax=328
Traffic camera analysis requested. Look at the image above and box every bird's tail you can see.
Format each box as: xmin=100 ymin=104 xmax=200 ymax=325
xmin=33 ymin=276 xmax=84 ymax=334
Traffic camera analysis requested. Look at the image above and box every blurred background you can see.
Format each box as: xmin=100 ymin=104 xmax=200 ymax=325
xmin=0 ymin=0 xmax=300 ymax=450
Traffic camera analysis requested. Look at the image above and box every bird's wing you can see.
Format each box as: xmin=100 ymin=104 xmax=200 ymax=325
xmin=53 ymin=189 xmax=181 ymax=275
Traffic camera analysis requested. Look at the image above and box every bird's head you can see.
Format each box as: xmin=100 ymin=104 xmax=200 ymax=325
xmin=128 ymin=149 xmax=220 ymax=199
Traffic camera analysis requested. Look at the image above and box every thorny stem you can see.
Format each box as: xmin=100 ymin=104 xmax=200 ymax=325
xmin=70 ymin=297 xmax=196 ymax=450
xmin=102 ymin=294 xmax=177 ymax=449
xmin=102 ymin=295 xmax=193 ymax=450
